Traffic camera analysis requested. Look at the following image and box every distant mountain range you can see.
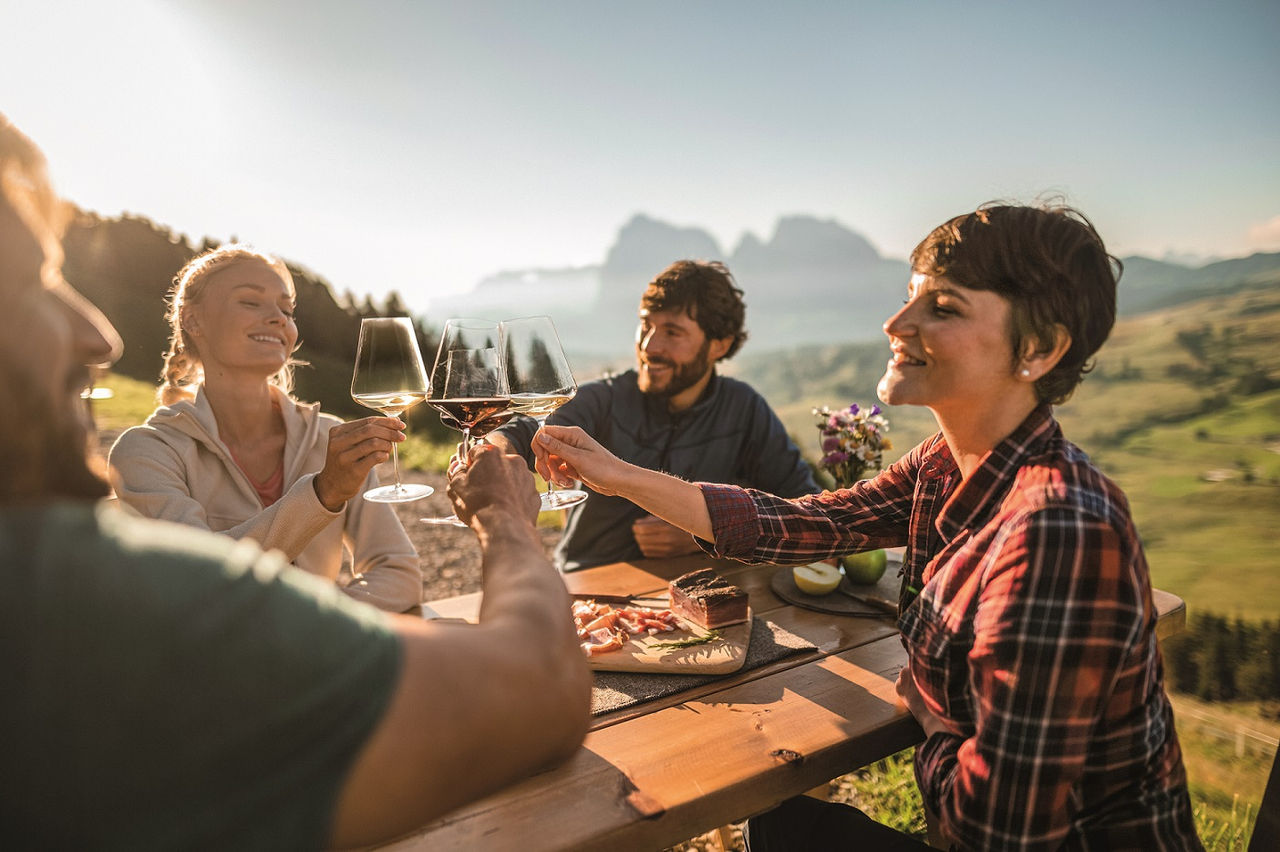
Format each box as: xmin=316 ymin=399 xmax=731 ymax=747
xmin=433 ymin=212 xmax=1280 ymax=366
xmin=65 ymin=206 xmax=1280 ymax=419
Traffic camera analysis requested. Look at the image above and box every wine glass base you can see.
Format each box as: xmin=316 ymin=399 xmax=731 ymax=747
xmin=419 ymin=515 xmax=468 ymax=527
xmin=541 ymin=488 xmax=588 ymax=510
xmin=363 ymin=483 xmax=434 ymax=503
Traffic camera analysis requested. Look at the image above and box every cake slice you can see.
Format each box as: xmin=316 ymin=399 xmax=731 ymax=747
xmin=668 ymin=568 xmax=749 ymax=629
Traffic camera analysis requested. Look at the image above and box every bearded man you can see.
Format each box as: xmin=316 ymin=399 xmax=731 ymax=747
xmin=0 ymin=113 xmax=589 ymax=848
xmin=490 ymin=260 xmax=818 ymax=571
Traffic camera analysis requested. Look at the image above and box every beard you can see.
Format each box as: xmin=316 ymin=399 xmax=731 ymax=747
xmin=0 ymin=363 xmax=110 ymax=504
xmin=637 ymin=338 xmax=713 ymax=399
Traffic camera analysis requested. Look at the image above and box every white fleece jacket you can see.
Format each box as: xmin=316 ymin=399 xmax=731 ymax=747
xmin=108 ymin=385 xmax=422 ymax=612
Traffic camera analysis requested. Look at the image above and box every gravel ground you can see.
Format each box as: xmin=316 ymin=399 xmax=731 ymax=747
xmin=382 ymin=466 xmax=561 ymax=602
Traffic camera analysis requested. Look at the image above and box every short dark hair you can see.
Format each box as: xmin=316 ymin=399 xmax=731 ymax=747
xmin=910 ymin=202 xmax=1121 ymax=405
xmin=640 ymin=260 xmax=748 ymax=360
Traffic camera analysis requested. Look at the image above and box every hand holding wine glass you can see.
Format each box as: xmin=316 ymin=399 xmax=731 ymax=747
xmin=501 ymin=315 xmax=587 ymax=510
xmin=432 ymin=348 xmax=510 ymax=457
xmin=421 ymin=319 xmax=511 ymax=525
xmin=350 ymin=316 xmax=434 ymax=503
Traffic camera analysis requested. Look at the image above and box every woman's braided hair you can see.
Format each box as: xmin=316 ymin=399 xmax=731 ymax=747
xmin=158 ymin=244 xmax=297 ymax=405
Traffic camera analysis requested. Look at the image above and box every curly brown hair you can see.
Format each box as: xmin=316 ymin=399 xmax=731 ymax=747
xmin=639 ymin=260 xmax=748 ymax=360
xmin=910 ymin=202 xmax=1121 ymax=405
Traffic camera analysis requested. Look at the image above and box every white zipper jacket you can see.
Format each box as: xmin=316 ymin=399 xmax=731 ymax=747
xmin=108 ymin=385 xmax=421 ymax=612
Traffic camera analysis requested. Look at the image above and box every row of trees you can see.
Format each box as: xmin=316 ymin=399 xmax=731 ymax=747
xmin=1163 ymin=612 xmax=1280 ymax=702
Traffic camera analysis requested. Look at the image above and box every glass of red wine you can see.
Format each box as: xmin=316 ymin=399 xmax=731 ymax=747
xmin=421 ymin=319 xmax=510 ymax=525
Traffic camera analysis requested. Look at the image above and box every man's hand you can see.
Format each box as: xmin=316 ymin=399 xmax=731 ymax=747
xmin=533 ymin=424 xmax=627 ymax=495
xmin=314 ymin=417 xmax=405 ymax=511
xmin=895 ymin=667 xmax=952 ymax=740
xmin=447 ymin=443 xmax=541 ymax=527
xmin=631 ymin=514 xmax=699 ymax=558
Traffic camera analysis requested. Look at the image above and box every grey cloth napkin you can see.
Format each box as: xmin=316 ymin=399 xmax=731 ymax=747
xmin=590 ymin=618 xmax=816 ymax=716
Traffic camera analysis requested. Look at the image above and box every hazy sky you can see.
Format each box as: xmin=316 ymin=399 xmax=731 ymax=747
xmin=4 ymin=0 xmax=1278 ymax=313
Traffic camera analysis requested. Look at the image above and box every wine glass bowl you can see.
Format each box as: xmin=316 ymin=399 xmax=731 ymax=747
xmin=421 ymin=319 xmax=511 ymax=526
xmin=501 ymin=315 xmax=587 ymax=510
xmin=350 ymin=317 xmax=434 ymax=503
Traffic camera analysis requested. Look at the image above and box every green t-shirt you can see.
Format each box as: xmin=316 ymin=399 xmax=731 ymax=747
xmin=0 ymin=501 xmax=401 ymax=850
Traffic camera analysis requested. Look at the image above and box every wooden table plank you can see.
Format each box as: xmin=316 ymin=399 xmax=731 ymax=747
xmin=375 ymin=634 xmax=919 ymax=852
xmin=393 ymin=558 xmax=1189 ymax=851
xmin=1152 ymin=588 xmax=1186 ymax=641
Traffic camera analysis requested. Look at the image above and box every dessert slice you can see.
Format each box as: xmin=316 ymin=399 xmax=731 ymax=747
xmin=668 ymin=568 xmax=749 ymax=629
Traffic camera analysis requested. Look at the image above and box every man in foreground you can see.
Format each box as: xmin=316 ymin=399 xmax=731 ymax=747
xmin=490 ymin=259 xmax=818 ymax=570
xmin=0 ymin=113 xmax=590 ymax=848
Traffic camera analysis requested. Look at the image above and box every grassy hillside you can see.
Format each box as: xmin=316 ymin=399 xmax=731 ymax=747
xmin=1056 ymin=286 xmax=1280 ymax=621
xmin=734 ymin=283 xmax=1280 ymax=622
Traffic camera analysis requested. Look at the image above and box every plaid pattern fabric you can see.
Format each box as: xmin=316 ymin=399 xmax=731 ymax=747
xmin=698 ymin=406 xmax=1201 ymax=850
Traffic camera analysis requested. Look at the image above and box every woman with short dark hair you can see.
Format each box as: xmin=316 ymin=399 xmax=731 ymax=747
xmin=533 ymin=203 xmax=1203 ymax=850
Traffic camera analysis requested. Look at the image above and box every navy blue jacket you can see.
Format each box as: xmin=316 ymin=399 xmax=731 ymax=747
xmin=494 ymin=369 xmax=819 ymax=570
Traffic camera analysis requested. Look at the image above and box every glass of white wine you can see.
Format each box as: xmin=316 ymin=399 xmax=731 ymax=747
xmin=350 ymin=316 xmax=434 ymax=503
xmin=501 ymin=315 xmax=587 ymax=510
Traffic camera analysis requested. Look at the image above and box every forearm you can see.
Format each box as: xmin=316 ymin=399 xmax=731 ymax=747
xmin=612 ymin=463 xmax=715 ymax=542
xmin=472 ymin=508 xmax=577 ymax=634
xmin=344 ymin=479 xmax=424 ymax=611
xmin=238 ymin=474 xmax=341 ymax=559
xmin=470 ymin=507 xmax=591 ymax=741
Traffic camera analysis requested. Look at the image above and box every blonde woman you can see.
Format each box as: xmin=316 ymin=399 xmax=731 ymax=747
xmin=109 ymin=245 xmax=422 ymax=611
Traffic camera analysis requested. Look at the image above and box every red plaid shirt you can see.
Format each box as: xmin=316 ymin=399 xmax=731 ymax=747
xmin=699 ymin=406 xmax=1201 ymax=850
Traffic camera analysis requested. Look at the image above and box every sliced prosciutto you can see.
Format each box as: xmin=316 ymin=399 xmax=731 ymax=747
xmin=572 ymin=599 xmax=680 ymax=656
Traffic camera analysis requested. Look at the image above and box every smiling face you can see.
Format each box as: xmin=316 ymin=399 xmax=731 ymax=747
xmin=185 ymin=259 xmax=298 ymax=382
xmin=877 ymin=273 xmax=1026 ymax=418
xmin=635 ymin=307 xmax=727 ymax=410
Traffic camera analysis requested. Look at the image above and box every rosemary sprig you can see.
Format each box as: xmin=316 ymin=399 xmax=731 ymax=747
xmin=650 ymin=630 xmax=723 ymax=650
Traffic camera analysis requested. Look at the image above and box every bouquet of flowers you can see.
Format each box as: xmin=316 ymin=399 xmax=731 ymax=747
xmin=813 ymin=403 xmax=892 ymax=488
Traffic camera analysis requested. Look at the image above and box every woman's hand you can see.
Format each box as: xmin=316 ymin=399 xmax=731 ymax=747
xmin=895 ymin=667 xmax=951 ymax=740
xmin=314 ymin=417 xmax=405 ymax=511
xmin=532 ymin=425 xmax=628 ymax=496
xmin=447 ymin=442 xmax=541 ymax=526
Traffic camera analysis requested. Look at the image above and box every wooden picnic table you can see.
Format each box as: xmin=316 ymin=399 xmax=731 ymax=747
xmin=380 ymin=554 xmax=1186 ymax=851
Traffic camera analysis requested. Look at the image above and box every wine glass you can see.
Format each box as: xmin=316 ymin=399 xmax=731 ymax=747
xmin=430 ymin=347 xmax=510 ymax=456
xmin=350 ymin=316 xmax=434 ymax=503
xmin=421 ymin=319 xmax=511 ymax=525
xmin=501 ymin=315 xmax=588 ymax=510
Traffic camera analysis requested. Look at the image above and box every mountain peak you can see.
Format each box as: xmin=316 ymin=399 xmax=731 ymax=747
xmin=767 ymin=215 xmax=881 ymax=264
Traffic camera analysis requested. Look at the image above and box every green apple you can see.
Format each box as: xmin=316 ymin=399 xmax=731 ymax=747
xmin=842 ymin=549 xmax=888 ymax=585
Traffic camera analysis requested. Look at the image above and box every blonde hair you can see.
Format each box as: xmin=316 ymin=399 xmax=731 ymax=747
xmin=159 ymin=245 xmax=298 ymax=405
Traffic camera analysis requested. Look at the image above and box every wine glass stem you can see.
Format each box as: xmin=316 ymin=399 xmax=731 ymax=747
xmin=461 ymin=426 xmax=472 ymax=468
xmin=388 ymin=415 xmax=404 ymax=491
xmin=536 ymin=416 xmax=554 ymax=498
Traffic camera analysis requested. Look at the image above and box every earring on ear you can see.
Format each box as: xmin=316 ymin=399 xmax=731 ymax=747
xmin=1020 ymin=369 xmax=1031 ymax=377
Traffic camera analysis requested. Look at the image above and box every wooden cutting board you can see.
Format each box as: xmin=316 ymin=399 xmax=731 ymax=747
xmin=585 ymin=600 xmax=753 ymax=675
